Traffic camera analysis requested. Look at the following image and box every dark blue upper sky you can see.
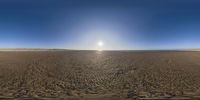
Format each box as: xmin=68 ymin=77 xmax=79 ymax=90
xmin=0 ymin=0 xmax=200 ymax=50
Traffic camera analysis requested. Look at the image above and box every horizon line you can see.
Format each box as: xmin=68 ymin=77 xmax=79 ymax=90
xmin=0 ymin=47 xmax=200 ymax=51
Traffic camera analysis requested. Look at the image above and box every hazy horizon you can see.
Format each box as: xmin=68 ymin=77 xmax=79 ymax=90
xmin=1 ymin=47 xmax=200 ymax=51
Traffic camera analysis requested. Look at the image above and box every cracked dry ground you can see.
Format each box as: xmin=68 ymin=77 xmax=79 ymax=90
xmin=1 ymin=51 xmax=200 ymax=100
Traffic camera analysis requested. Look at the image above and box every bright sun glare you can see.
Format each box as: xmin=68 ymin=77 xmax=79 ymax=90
xmin=97 ymin=41 xmax=104 ymax=51
xmin=98 ymin=41 xmax=103 ymax=47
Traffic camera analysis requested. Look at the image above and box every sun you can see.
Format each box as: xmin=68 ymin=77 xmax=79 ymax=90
xmin=97 ymin=41 xmax=104 ymax=51
xmin=98 ymin=41 xmax=103 ymax=47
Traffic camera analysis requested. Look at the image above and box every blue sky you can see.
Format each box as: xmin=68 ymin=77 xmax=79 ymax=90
xmin=0 ymin=0 xmax=200 ymax=50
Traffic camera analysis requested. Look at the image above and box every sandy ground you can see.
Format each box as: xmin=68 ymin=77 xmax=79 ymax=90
xmin=0 ymin=50 xmax=200 ymax=99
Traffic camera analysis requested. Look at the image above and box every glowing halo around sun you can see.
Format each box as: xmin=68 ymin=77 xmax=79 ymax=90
xmin=98 ymin=41 xmax=103 ymax=47
xmin=97 ymin=41 xmax=104 ymax=51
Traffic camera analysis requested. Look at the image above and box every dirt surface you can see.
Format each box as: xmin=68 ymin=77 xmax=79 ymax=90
xmin=1 ymin=50 xmax=200 ymax=99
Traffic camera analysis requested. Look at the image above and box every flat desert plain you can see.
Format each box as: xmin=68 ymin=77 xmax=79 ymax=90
xmin=1 ymin=50 xmax=200 ymax=100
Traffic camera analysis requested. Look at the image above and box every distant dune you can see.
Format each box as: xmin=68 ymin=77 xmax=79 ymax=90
xmin=179 ymin=48 xmax=200 ymax=51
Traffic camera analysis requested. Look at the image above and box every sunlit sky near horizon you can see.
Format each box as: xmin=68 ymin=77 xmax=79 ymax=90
xmin=0 ymin=0 xmax=200 ymax=50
